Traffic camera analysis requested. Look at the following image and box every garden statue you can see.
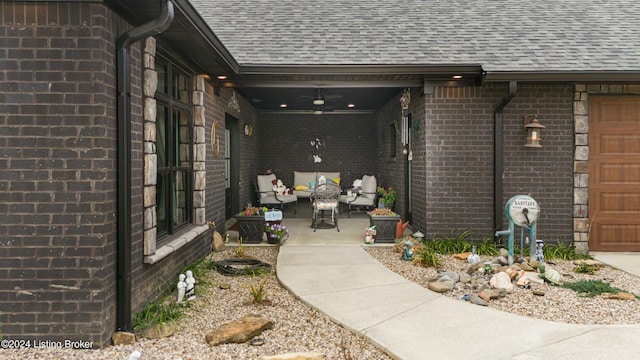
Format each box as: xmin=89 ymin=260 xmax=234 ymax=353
xmin=467 ymin=245 xmax=481 ymax=265
xmin=401 ymin=240 xmax=414 ymax=261
xmin=364 ymin=226 xmax=376 ymax=244
xmin=535 ymin=239 xmax=545 ymax=263
xmin=516 ymin=270 xmax=529 ymax=288
xmin=176 ymin=273 xmax=186 ymax=304
xmin=185 ymin=270 xmax=196 ymax=301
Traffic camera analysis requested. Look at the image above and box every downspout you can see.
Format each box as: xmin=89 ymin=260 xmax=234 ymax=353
xmin=493 ymin=81 xmax=517 ymax=232
xmin=116 ymin=0 xmax=174 ymax=332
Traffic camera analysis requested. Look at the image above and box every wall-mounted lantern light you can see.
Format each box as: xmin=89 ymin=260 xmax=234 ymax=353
xmin=524 ymin=115 xmax=545 ymax=148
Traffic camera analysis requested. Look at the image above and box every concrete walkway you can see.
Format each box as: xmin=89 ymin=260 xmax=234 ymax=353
xmin=276 ymin=219 xmax=640 ymax=360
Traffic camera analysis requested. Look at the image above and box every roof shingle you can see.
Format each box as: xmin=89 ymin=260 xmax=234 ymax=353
xmin=189 ymin=0 xmax=640 ymax=72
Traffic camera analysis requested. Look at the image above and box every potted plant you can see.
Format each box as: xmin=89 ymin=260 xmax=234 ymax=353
xmin=377 ymin=186 xmax=397 ymax=209
xmin=234 ymin=206 xmax=268 ymax=244
xmin=265 ymin=222 xmax=289 ymax=245
xmin=367 ymin=208 xmax=400 ymax=243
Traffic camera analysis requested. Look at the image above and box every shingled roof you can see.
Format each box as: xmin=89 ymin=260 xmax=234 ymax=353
xmin=190 ymin=0 xmax=640 ymax=73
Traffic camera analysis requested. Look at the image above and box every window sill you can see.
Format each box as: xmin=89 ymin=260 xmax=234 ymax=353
xmin=144 ymin=224 xmax=209 ymax=265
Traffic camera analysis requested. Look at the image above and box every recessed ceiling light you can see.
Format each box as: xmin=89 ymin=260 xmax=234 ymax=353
xmin=348 ymin=103 xmax=355 ymax=108
xmin=280 ymin=104 xmax=287 ymax=108
xmin=217 ymin=75 xmax=227 ymax=80
xmin=313 ymin=99 xmax=325 ymax=106
xmin=452 ymin=75 xmax=463 ymax=79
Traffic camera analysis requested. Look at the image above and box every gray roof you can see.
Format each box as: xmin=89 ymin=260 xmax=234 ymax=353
xmin=190 ymin=0 xmax=640 ymax=73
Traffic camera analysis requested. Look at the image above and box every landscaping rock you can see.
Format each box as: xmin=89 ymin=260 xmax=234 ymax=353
xmin=603 ymin=292 xmax=636 ymax=301
xmin=212 ymin=231 xmax=226 ymax=252
xmin=469 ymin=294 xmax=488 ymax=306
xmin=205 ymin=313 xmax=274 ymax=346
xmin=436 ymin=270 xmax=460 ymax=283
xmin=479 ymin=288 xmax=505 ymax=300
xmin=520 ymin=262 xmax=535 ymax=271
xmin=139 ymin=322 xmax=176 ymax=339
xmin=428 ymin=280 xmax=455 ymax=293
xmin=525 ymin=271 xmax=544 ymax=284
xmin=532 ymin=288 xmax=546 ymax=296
xmin=261 ymin=352 xmax=324 ymax=360
xmin=489 ymin=272 xmax=514 ymax=292
xmin=573 ymin=259 xmax=603 ymax=267
xmin=458 ymin=272 xmax=472 ymax=284
xmin=453 ymin=252 xmax=471 ymax=260
xmin=112 ymin=331 xmax=136 ymax=345
xmin=496 ymin=256 xmax=509 ymax=266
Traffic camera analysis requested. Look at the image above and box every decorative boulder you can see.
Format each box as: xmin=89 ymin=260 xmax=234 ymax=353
xmin=489 ymin=272 xmax=514 ymax=293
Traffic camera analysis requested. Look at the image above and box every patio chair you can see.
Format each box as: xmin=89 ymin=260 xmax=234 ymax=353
xmin=339 ymin=174 xmax=377 ymax=217
xmin=312 ymin=182 xmax=340 ymax=232
xmin=256 ymin=174 xmax=298 ymax=213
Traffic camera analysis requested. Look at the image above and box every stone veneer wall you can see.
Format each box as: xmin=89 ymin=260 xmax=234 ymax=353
xmin=572 ymin=84 xmax=640 ymax=253
xmin=141 ymin=37 xmax=207 ymax=263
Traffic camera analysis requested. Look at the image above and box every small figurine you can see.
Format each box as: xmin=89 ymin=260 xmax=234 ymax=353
xmin=177 ymin=273 xmax=186 ymax=304
xmin=185 ymin=270 xmax=196 ymax=301
xmin=364 ymin=226 xmax=376 ymax=244
xmin=535 ymin=239 xmax=545 ymax=262
xmin=467 ymin=245 xmax=481 ymax=265
xmin=516 ymin=270 xmax=530 ymax=288
xmin=401 ymin=240 xmax=414 ymax=261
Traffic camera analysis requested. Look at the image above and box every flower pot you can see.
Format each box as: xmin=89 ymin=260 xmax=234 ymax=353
xmin=234 ymin=215 xmax=265 ymax=244
xmin=367 ymin=212 xmax=400 ymax=243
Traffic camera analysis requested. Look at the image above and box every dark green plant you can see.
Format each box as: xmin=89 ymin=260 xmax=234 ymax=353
xmin=476 ymin=237 xmax=499 ymax=256
xmin=133 ymin=302 xmax=185 ymax=331
xmin=562 ymin=280 xmax=628 ymax=297
xmin=544 ymin=239 xmax=592 ymax=261
xmin=414 ymin=246 xmax=442 ymax=268
xmin=428 ymin=230 xmax=473 ymax=254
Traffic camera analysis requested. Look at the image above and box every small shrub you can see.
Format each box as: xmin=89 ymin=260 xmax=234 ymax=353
xmin=476 ymin=237 xmax=499 ymax=256
xmin=413 ymin=246 xmax=442 ymax=268
xmin=134 ymin=302 xmax=185 ymax=331
xmin=562 ymin=280 xmax=626 ymax=297
xmin=249 ymin=280 xmax=267 ymax=303
xmin=236 ymin=238 xmax=246 ymax=258
xmin=544 ymin=239 xmax=591 ymax=261
xmin=574 ymin=262 xmax=598 ymax=275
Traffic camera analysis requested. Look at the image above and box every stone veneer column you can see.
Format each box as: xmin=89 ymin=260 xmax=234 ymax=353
xmin=141 ymin=37 xmax=206 ymax=256
xmin=192 ymin=75 xmax=206 ymax=225
xmin=573 ymin=85 xmax=589 ymax=254
xmin=143 ymin=37 xmax=158 ymax=256
xmin=573 ymin=84 xmax=640 ymax=254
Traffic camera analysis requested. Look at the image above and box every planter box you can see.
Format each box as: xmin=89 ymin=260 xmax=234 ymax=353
xmin=235 ymin=215 xmax=265 ymax=244
xmin=367 ymin=213 xmax=400 ymax=243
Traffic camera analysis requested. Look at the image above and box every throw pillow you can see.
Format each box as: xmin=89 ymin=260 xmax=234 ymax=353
xmin=332 ymin=177 xmax=341 ymax=186
xmin=294 ymin=184 xmax=309 ymax=191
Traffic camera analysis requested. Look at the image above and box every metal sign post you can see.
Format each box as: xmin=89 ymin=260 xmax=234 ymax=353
xmin=496 ymin=195 xmax=540 ymax=265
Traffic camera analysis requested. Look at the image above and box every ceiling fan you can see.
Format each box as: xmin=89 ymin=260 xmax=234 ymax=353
xmin=301 ymin=89 xmax=342 ymax=113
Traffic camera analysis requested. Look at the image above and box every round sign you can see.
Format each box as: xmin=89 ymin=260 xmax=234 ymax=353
xmin=505 ymin=195 xmax=540 ymax=227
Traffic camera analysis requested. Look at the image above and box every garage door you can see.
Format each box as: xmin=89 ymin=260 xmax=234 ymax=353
xmin=589 ymin=96 xmax=640 ymax=251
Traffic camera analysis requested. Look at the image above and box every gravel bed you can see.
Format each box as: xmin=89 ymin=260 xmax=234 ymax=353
xmin=3 ymin=247 xmax=391 ymax=360
xmin=366 ymin=246 xmax=640 ymax=325
xmin=6 ymin=245 xmax=640 ymax=359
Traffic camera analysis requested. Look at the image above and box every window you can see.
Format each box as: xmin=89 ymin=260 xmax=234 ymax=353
xmin=155 ymin=59 xmax=193 ymax=236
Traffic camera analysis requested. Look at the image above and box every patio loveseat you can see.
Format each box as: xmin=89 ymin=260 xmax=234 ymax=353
xmin=292 ymin=171 xmax=341 ymax=200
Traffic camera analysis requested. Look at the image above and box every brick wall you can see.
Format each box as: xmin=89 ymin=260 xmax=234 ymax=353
xmin=257 ymin=113 xmax=377 ymax=192
xmin=0 ymin=2 xmax=118 ymax=346
xmin=419 ymin=83 xmax=574 ymax=243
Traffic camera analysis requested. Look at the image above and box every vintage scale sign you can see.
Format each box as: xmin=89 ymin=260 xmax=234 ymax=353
xmin=496 ymin=195 xmax=540 ymax=264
